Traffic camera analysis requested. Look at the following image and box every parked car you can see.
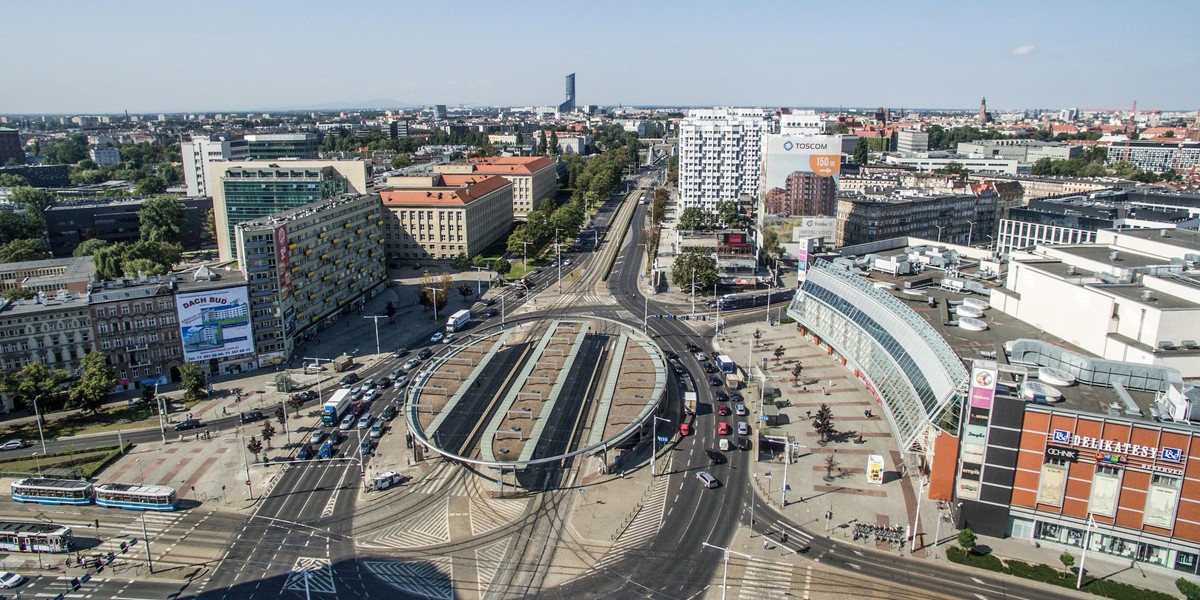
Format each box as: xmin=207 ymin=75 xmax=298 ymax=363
xmin=305 ymin=363 xmax=326 ymax=372
xmin=696 ymin=471 xmax=720 ymax=488
xmin=734 ymin=403 xmax=747 ymax=416
xmin=430 ymin=332 xmax=444 ymax=343
xmin=239 ymin=410 xmax=264 ymax=425
xmin=382 ymin=405 xmax=398 ymax=421
xmin=174 ymin=419 xmax=201 ymax=431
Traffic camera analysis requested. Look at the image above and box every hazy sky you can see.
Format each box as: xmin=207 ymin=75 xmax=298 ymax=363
xmin=4 ymin=0 xmax=1198 ymax=114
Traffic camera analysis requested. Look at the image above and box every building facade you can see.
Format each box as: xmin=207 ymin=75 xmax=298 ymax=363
xmin=957 ymin=139 xmax=1081 ymax=164
xmin=897 ymin=130 xmax=930 ymax=154
xmin=235 ymin=194 xmax=387 ymax=362
xmin=87 ymin=278 xmax=183 ymax=390
xmin=243 ymin=133 xmax=319 ymax=160
xmin=764 ymin=171 xmax=836 ymax=217
xmin=996 ymin=192 xmax=1199 ymax=256
xmin=0 ymin=292 xmax=94 ymax=378
xmin=88 ymin=146 xmax=121 ymax=168
xmin=837 ymin=192 xmax=997 ymax=247
xmin=1106 ymin=140 xmax=1200 ymax=173
xmin=44 ymin=196 xmax=213 ymax=257
xmin=678 ymin=108 xmax=772 ymax=212
xmin=435 ymin=156 xmax=555 ymax=219
xmin=0 ymin=257 xmax=97 ymax=294
xmin=380 ymin=174 xmax=512 ymax=261
xmin=181 ymin=135 xmax=249 ymax=197
xmin=558 ymin=73 xmax=576 ymax=114
xmin=0 ymin=127 xmax=24 ymax=166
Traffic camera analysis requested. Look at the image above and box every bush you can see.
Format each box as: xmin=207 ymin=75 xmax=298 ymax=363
xmin=946 ymin=545 xmax=1177 ymax=600
xmin=945 ymin=546 xmax=1004 ymax=572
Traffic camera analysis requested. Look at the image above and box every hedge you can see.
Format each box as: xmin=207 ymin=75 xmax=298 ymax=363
xmin=945 ymin=546 xmax=1177 ymax=600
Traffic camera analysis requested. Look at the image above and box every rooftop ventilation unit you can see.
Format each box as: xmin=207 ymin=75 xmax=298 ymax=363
xmin=1142 ymin=289 xmax=1156 ymax=301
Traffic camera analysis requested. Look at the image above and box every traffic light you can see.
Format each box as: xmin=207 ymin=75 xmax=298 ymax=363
xmin=71 ymin=577 xmax=81 ymax=590
xmin=119 ymin=541 xmax=128 ymax=553
xmin=94 ymin=519 xmax=100 ymax=529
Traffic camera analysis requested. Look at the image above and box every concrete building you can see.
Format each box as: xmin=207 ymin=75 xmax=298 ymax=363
xmin=243 ymin=133 xmax=319 ymax=160
xmin=0 ymin=291 xmax=94 ymax=381
xmin=896 ymin=129 xmax=930 ymax=154
xmin=1106 ymin=140 xmax=1200 ymax=173
xmin=234 ymin=193 xmax=387 ymax=362
xmin=558 ymin=73 xmax=576 ymax=114
xmin=380 ymin=174 xmax=513 ymax=261
xmin=181 ymin=135 xmax=249 ymax=197
xmin=678 ymin=108 xmax=772 ymax=212
xmin=88 ymin=145 xmax=121 ymax=168
xmin=883 ymin=152 xmax=1020 ymax=175
xmin=44 ymin=196 xmax=213 ymax=257
xmin=0 ymin=165 xmax=68 ymax=188
xmin=957 ymin=139 xmax=1081 ymax=164
xmin=837 ymin=191 xmax=997 ymax=247
xmin=0 ymin=256 xmax=97 ymax=295
xmin=388 ymin=119 xmax=411 ymax=139
xmin=86 ymin=276 xmax=183 ymax=391
xmin=968 ymin=173 xmax=1134 ymax=201
xmin=435 ymin=156 xmax=555 ymax=219
xmin=0 ymin=127 xmax=24 ymax=166
xmin=208 ymin=160 xmax=369 ymax=261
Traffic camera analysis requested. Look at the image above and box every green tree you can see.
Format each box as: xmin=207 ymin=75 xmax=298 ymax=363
xmin=493 ymin=257 xmax=511 ymax=276
xmin=812 ymin=403 xmax=835 ymax=443
xmin=933 ymin=162 xmax=968 ymax=177
xmin=72 ymin=238 xmax=109 ymax=257
xmin=670 ymin=249 xmax=718 ymax=292
xmin=0 ymin=287 xmax=37 ymax=301
xmin=791 ymin=362 xmax=804 ymax=384
xmin=66 ymin=351 xmax=117 ymax=413
xmin=515 ymin=131 xmax=525 ymax=146
xmin=549 ymin=130 xmax=560 ymax=156
xmin=853 ymin=139 xmax=869 ymax=164
xmin=678 ymin=207 xmax=710 ymax=231
xmin=0 ymin=238 xmax=51 ymax=263
xmin=389 ymin=155 xmax=412 ymax=169
xmin=1 ymin=362 xmax=70 ymax=413
xmin=136 ymin=177 xmax=167 ymax=196
xmin=246 ymin=436 xmax=263 ymax=462
xmin=261 ymin=421 xmax=276 ymax=449
xmin=957 ymin=528 xmax=978 ymax=552
xmin=1059 ymin=551 xmax=1075 ymax=571
xmin=1177 ymin=577 xmax=1200 ymax=600
xmin=537 ymin=131 xmax=547 ymax=155
xmin=138 ymin=196 xmax=186 ymax=243
xmin=457 ymin=283 xmax=473 ymax=301
xmin=451 ymin=253 xmax=472 ymax=269
xmin=773 ymin=345 xmax=785 ymax=363
xmin=0 ymin=211 xmax=31 ymax=245
xmin=761 ymin=227 xmax=782 ymax=261
xmin=0 ymin=174 xmax=29 ymax=188
xmin=179 ymin=362 xmax=206 ymax=401
xmin=11 ymin=186 xmax=56 ymax=225
xmin=716 ymin=200 xmax=740 ymax=228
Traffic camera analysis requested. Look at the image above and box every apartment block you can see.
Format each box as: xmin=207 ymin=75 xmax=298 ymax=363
xmin=181 ymin=135 xmax=249 ymax=197
xmin=837 ymin=191 xmax=997 ymax=247
xmin=0 ymin=291 xmax=94 ymax=379
xmin=678 ymin=108 xmax=772 ymax=212
xmin=87 ymin=277 xmax=183 ymax=391
xmin=380 ymin=175 xmax=513 ymax=261
xmin=1106 ymin=140 xmax=1200 ymax=173
xmin=896 ymin=130 xmax=929 ymax=154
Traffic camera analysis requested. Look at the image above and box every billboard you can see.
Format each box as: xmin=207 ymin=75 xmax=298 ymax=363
xmin=762 ymin=135 xmax=842 ymax=218
xmin=867 ymin=455 xmax=885 ymax=485
xmin=175 ymin=286 xmax=254 ymax=362
xmin=792 ymin=217 xmax=838 ymax=242
xmin=969 ymin=365 xmax=998 ymax=409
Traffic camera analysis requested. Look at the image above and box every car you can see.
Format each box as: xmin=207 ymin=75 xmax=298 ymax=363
xmin=737 ymin=421 xmax=750 ymax=436
xmin=679 ymin=422 xmax=692 ymax=436
xmin=370 ymin=421 xmax=385 ymax=439
xmin=304 ymin=363 xmax=326 ymax=372
xmin=696 ymin=471 xmax=720 ymax=488
xmin=443 ymin=333 xmax=454 ymax=344
xmin=360 ymin=438 xmax=373 ymax=456
xmin=358 ymin=414 xmax=373 ymax=429
xmin=484 ymin=298 xmax=496 ymax=306
xmin=430 ymin=332 xmax=444 ymax=343
xmin=363 ymin=378 xmax=376 ymax=390
xmin=730 ymin=392 xmax=744 ymax=403
xmin=174 ymin=419 xmax=201 ymax=431
xmin=532 ymin=268 xmax=542 ymax=274
xmin=339 ymin=414 xmax=355 ymax=431
xmin=717 ymin=404 xmax=731 ymax=416
xmin=418 ymin=348 xmax=432 ymax=360
xmin=300 ymin=390 xmax=319 ymax=401
xmin=718 ymin=438 xmax=732 ymax=451
xmin=702 ymin=363 xmax=717 ymax=373
xmin=717 ymin=422 xmax=731 ymax=435
xmin=734 ymin=403 xmax=747 ymax=416
xmin=403 ymin=358 xmax=421 ymax=371
xmin=484 ymin=309 xmax=498 ymax=318
xmin=737 ymin=437 xmax=750 ymax=451
xmin=393 ymin=347 xmax=409 ymax=358
xmin=715 ymin=391 xmax=729 ymax=403
xmin=693 ymin=351 xmax=708 ymax=361
xmin=373 ymin=471 xmax=407 ymax=490
xmin=363 ymin=389 xmax=380 ymax=403
xmin=706 ymin=449 xmax=726 ymax=465
xmin=0 ymin=570 xmax=27 ymax=588
xmin=339 ymin=373 xmax=360 ymax=387
xmin=377 ymin=377 xmax=391 ymax=388
xmin=672 ymin=364 xmax=686 ymax=375
xmin=382 ymin=405 xmax=398 ymax=421
xmin=390 ymin=368 xmax=404 ymax=380
xmin=309 ymin=430 xmax=326 ymax=445
xmin=394 ymin=374 xmax=409 ymax=388
xmin=686 ymin=343 xmax=701 ymax=353
xmin=296 ymin=445 xmax=314 ymax=461
xmin=239 ymin=410 xmax=264 ymax=424
xmin=350 ymin=386 xmax=364 ymax=401
xmin=0 ymin=440 xmax=29 ymax=451
xmin=665 ymin=350 xmax=678 ymax=361
xmin=328 ymin=430 xmax=344 ymax=444
xmin=318 ymin=441 xmax=335 ymax=459
xmin=515 ymin=291 xmax=525 ymax=298
xmin=564 ymin=259 xmax=572 ymax=266
xmin=708 ymin=376 xmax=723 ymax=386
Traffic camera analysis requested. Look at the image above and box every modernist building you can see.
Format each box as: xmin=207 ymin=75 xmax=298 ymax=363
xmin=88 ymin=146 xmax=121 ymax=168
xmin=678 ymin=108 xmax=772 ymax=212
xmin=243 ymin=133 xmax=319 ymax=160
xmin=0 ymin=256 xmax=97 ymax=295
xmin=234 ymin=193 xmax=387 ymax=363
xmin=896 ymin=130 xmax=930 ymax=154
xmin=86 ymin=277 xmax=183 ymax=391
xmin=558 ymin=73 xmax=576 ymax=114
xmin=0 ymin=127 xmax=24 ymax=166
xmin=44 ymin=196 xmax=213 ymax=256
xmin=435 ymin=156 xmax=555 ymax=219
xmin=1106 ymin=140 xmax=1200 ymax=173
xmin=181 ymin=135 xmax=249 ymax=197
xmin=0 ymin=165 xmax=69 ymax=188
xmin=0 ymin=291 xmax=95 ymax=381
xmin=836 ymin=191 xmax=997 ymax=247
xmin=996 ymin=191 xmax=1199 ymax=256
xmin=883 ymin=152 xmax=1020 ymax=175
xmin=380 ymin=174 xmax=512 ymax=262
xmin=957 ymin=139 xmax=1081 ymax=164
xmin=209 ymin=160 xmax=369 ymax=261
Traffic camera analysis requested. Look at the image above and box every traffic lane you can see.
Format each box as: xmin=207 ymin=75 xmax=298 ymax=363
xmin=432 ymin=342 xmax=529 ymax=455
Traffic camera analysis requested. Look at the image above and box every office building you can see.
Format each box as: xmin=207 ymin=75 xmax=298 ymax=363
xmin=44 ymin=196 xmax=213 ymax=257
xmin=0 ymin=291 xmax=94 ymax=381
xmin=234 ymin=193 xmax=387 ymax=362
xmin=0 ymin=256 xmax=97 ymax=295
xmin=558 ymin=73 xmax=576 ymax=114
xmin=181 ymin=135 xmax=249 ymax=197
xmin=996 ymin=191 xmax=1200 ymax=256
xmin=388 ymin=119 xmax=411 ymax=139
xmin=380 ymin=174 xmax=513 ymax=261
xmin=209 ymin=160 xmax=369 ymax=261
xmin=896 ymin=130 xmax=929 ymax=154
xmin=86 ymin=277 xmax=183 ymax=391
xmin=678 ymin=108 xmax=772 ymax=212
xmin=1106 ymin=140 xmax=1200 ymax=173
xmin=836 ymin=191 xmax=997 ymax=247
xmin=957 ymin=139 xmax=1081 ymax=164
xmin=0 ymin=127 xmax=24 ymax=166
xmin=883 ymin=152 xmax=1020 ymax=175
xmin=0 ymin=165 xmax=68 ymax=188
xmin=88 ymin=146 xmax=121 ymax=167
xmin=243 ymin=133 xmax=319 ymax=160
xmin=435 ymin=156 xmax=556 ymax=219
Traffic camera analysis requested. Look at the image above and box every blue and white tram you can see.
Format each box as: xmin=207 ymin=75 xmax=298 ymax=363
xmin=94 ymin=482 xmax=179 ymax=511
xmin=10 ymin=478 xmax=94 ymax=506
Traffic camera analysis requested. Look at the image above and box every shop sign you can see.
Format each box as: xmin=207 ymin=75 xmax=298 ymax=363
xmin=960 ymin=463 xmax=982 ymax=481
xmin=1050 ymin=429 xmax=1164 ymax=460
xmin=1044 ymin=446 xmax=1078 ymax=462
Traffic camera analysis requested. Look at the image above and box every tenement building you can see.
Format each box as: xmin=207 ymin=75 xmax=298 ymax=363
xmin=836 ymin=191 xmax=997 ymax=247
xmin=0 ymin=291 xmax=94 ymax=379
xmin=380 ymin=174 xmax=513 ymax=262
xmin=86 ymin=277 xmax=183 ymax=391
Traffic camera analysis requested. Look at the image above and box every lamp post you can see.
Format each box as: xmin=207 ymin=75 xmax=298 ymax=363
xmin=302 ymin=356 xmax=328 ymax=403
xmin=424 ymin=286 xmax=443 ymax=323
xmin=141 ymin=510 xmax=154 ymax=573
xmin=241 ymin=437 xmax=254 ymax=500
xmin=471 ymin=265 xmax=489 ymax=298
xmin=32 ymin=394 xmax=48 ymax=454
xmin=499 ymin=295 xmax=506 ymax=330
xmin=1077 ymin=514 xmax=1096 ymax=589
xmin=702 ymin=542 xmax=750 ymax=600
xmin=967 ymin=221 xmax=976 ymax=247
xmin=714 ymin=280 xmax=721 ymax=338
xmin=31 ymin=452 xmax=42 ymax=477
xmin=764 ymin=261 xmax=775 ymax=325
xmin=751 ymin=473 xmax=758 ymax=530
xmin=910 ymin=477 xmax=927 ymax=553
xmin=555 ymin=228 xmax=563 ymax=294
xmin=934 ymin=224 xmax=945 ymax=243
xmin=651 ymin=415 xmax=670 ymax=477
xmin=933 ymin=504 xmax=945 ymax=559
xmin=690 ymin=267 xmax=696 ymax=317
xmin=363 ymin=316 xmax=386 ymax=356
xmin=519 ymin=240 xmax=531 ymax=272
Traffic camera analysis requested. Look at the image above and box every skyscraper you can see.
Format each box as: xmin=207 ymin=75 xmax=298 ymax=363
xmin=677 ymin=108 xmax=771 ymax=212
xmin=558 ymin=73 xmax=576 ymax=114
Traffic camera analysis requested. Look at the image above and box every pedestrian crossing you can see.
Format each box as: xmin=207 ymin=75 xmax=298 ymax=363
xmin=591 ymin=457 xmax=670 ymax=571
xmin=469 ymin=494 xmax=528 ymax=536
xmin=364 ymin=557 xmax=454 ymax=600
xmin=283 ymin=557 xmax=335 ymax=594
xmin=736 ymin=556 xmax=794 ymax=600
xmin=362 ymin=495 xmax=450 ymax=549
xmin=474 ymin=537 xmax=511 ymax=597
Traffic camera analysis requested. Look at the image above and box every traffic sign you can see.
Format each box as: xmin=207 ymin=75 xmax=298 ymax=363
xmin=656 ymin=435 xmax=669 ymax=443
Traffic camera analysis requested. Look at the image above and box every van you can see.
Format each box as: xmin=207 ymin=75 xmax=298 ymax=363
xmin=696 ymin=471 xmax=720 ymax=488
xmin=718 ymin=438 xmax=731 ymax=451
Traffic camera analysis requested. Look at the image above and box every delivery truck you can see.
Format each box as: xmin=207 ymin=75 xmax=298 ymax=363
xmin=446 ymin=309 xmax=471 ymax=333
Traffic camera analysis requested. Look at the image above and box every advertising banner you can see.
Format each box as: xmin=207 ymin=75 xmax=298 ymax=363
xmin=792 ymin=217 xmax=838 ymax=241
xmin=1088 ymin=472 xmax=1120 ymax=517
xmin=956 ymin=480 xmax=980 ymax=500
xmin=961 ymin=443 xmax=986 ymax=464
xmin=969 ymin=366 xmax=998 ymax=409
xmin=1037 ymin=463 xmax=1067 ymax=507
xmin=275 ymin=225 xmax=291 ymax=301
xmin=175 ymin=287 xmax=254 ymax=362
xmin=762 ymin=135 xmax=842 ymax=218
xmin=796 ymin=247 xmax=808 ymax=284
xmin=963 ymin=424 xmax=989 ymax=447
xmin=867 ymin=455 xmax=885 ymax=485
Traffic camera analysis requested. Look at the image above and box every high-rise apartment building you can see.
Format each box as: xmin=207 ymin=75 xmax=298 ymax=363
xmin=243 ymin=133 xmax=319 ymax=160
xmin=209 ymin=160 xmax=370 ymax=261
xmin=678 ymin=108 xmax=772 ymax=212
xmin=380 ymin=174 xmax=513 ymax=261
xmin=558 ymin=73 xmax=576 ymax=114
xmin=181 ymin=135 xmax=249 ymax=197
xmin=1105 ymin=140 xmax=1200 ymax=173
xmin=0 ymin=127 xmax=26 ymax=166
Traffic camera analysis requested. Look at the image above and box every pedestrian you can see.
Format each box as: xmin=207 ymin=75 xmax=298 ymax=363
xmin=763 ymin=540 xmax=769 ymax=550
xmin=205 ymin=429 xmax=210 ymax=439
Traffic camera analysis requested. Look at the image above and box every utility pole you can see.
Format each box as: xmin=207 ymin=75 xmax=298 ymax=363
xmin=32 ymin=394 xmax=48 ymax=454
xmin=471 ymin=265 xmax=489 ymax=298
xmin=424 ymin=286 xmax=443 ymax=323
xmin=363 ymin=316 xmax=386 ymax=356
xmin=555 ymin=228 xmax=563 ymax=294
xmin=141 ymin=510 xmax=154 ymax=573
xmin=519 ymin=240 xmax=531 ymax=272
xmin=690 ymin=267 xmax=696 ymax=317
xmin=302 ymin=356 xmax=328 ymax=403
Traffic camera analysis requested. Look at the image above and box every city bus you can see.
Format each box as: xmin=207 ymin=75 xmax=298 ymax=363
xmin=321 ymin=389 xmax=354 ymax=427
xmin=94 ymin=483 xmax=179 ymax=511
xmin=10 ymin=478 xmax=94 ymax=506
xmin=0 ymin=521 xmax=74 ymax=553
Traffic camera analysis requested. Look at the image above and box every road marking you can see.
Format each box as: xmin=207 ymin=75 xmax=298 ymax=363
xmin=974 ymin=595 xmax=988 ymax=600
xmin=846 ymin=562 xmax=861 ymax=571
xmin=852 ymin=550 xmax=864 ymax=556
xmin=972 ymin=577 xmax=985 ymax=584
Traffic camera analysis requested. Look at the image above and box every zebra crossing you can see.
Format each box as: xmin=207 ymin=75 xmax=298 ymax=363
xmin=283 ymin=557 xmax=335 ymax=594
xmin=468 ymin=494 xmax=528 ymax=536
xmin=362 ymin=495 xmax=450 ymax=549
xmin=364 ymin=557 xmax=454 ymax=600
xmin=474 ymin=538 xmax=511 ymax=596
xmin=736 ymin=556 xmax=794 ymax=600
xmin=591 ymin=456 xmax=670 ymax=570
xmin=114 ymin=511 xmax=181 ymax=540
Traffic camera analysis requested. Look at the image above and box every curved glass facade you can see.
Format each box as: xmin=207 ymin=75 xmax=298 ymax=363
xmin=788 ymin=261 xmax=967 ymax=451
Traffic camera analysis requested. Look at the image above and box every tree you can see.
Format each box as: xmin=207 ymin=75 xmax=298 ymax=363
xmin=72 ymin=238 xmax=109 ymax=257
xmin=11 ymin=186 xmax=56 ymax=220
xmin=933 ymin=162 xmax=968 ymax=177
xmin=791 ymin=362 xmax=804 ymax=384
xmin=390 ymin=155 xmax=412 ymax=169
xmin=457 ymin=283 xmax=473 ymax=301
xmin=0 ymin=287 xmax=36 ymax=301
xmin=853 ymin=139 xmax=869 ymax=164
xmin=261 ymin=421 xmax=276 ymax=449
xmin=451 ymin=252 xmax=472 ymax=270
xmin=287 ymin=394 xmax=304 ymax=416
xmin=824 ymin=453 xmax=840 ymax=480
xmin=549 ymin=131 xmax=560 ymax=156
xmin=670 ymin=249 xmax=718 ymax=292
xmin=135 ymin=177 xmax=167 ymax=196
xmin=274 ymin=406 xmax=286 ymax=428
xmin=246 ymin=436 xmax=263 ymax=462
xmin=1059 ymin=551 xmax=1075 ymax=572
xmin=66 ymin=351 xmax=118 ymax=413
xmin=812 ymin=403 xmax=835 ymax=443
xmin=537 ymin=131 xmax=547 ymax=155
xmin=678 ymin=207 xmax=710 ymax=231
xmin=1 ymin=362 xmax=70 ymax=413
xmin=494 ymin=257 xmax=511 ymax=276
xmin=773 ymin=345 xmax=785 ymax=363
xmin=761 ymin=227 xmax=782 ymax=262
xmin=179 ymin=362 xmax=206 ymax=401
xmin=957 ymin=528 xmax=977 ymax=552
xmin=418 ymin=272 xmax=451 ymax=312
xmin=0 ymin=173 xmax=29 ymax=188
xmin=138 ymin=196 xmax=186 ymax=243
xmin=1177 ymin=577 xmax=1200 ymax=600
xmin=0 ymin=238 xmax=51 ymax=263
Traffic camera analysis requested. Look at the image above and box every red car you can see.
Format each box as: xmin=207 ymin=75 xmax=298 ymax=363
xmin=716 ymin=422 xmax=731 ymax=435
xmin=717 ymin=404 xmax=731 ymax=416
xmin=679 ymin=423 xmax=692 ymax=436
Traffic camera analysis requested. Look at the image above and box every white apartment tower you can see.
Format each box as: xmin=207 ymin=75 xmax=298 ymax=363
xmin=678 ymin=108 xmax=771 ymax=212
xmin=181 ymin=135 xmax=249 ymax=197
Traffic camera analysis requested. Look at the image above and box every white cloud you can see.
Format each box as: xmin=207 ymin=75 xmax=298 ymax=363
xmin=1011 ymin=45 xmax=1036 ymax=56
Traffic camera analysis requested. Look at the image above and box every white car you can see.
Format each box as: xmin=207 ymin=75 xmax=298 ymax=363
xmin=393 ymin=374 xmax=409 ymax=388
xmin=0 ymin=440 xmax=29 ymax=451
xmin=403 ymin=358 xmax=421 ymax=370
xmin=339 ymin=414 xmax=355 ymax=431
xmin=363 ymin=389 xmax=379 ymax=403
xmin=443 ymin=333 xmax=455 ymax=344
xmin=304 ymin=363 xmax=325 ymax=372
xmin=430 ymin=332 xmax=444 ymax=343
xmin=0 ymin=571 xmax=26 ymax=588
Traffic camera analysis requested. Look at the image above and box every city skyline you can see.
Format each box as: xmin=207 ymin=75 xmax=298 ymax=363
xmin=3 ymin=0 xmax=1199 ymax=114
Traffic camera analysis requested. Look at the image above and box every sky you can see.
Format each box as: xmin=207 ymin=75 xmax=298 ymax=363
xmin=3 ymin=0 xmax=1199 ymax=115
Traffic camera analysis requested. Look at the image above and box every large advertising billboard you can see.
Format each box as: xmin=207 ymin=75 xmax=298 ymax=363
xmin=762 ymin=135 xmax=842 ymax=218
xmin=175 ymin=287 xmax=254 ymax=362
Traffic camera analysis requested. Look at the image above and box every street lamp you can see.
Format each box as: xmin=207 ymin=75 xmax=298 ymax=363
xmin=764 ymin=259 xmax=776 ymax=325
xmin=141 ymin=510 xmax=155 ymax=573
xmin=651 ymin=415 xmax=670 ymax=477
xmin=363 ymin=315 xmax=386 ymax=356
xmin=31 ymin=394 xmax=48 ymax=454
xmin=424 ymin=286 xmax=443 ymax=323
xmin=911 ymin=477 xmax=928 ymax=552
xmin=519 ymin=240 xmax=531 ymax=273
xmin=302 ymin=356 xmax=328 ymax=403
xmin=1078 ymin=514 xmax=1097 ymax=589
xmin=967 ymin=221 xmax=976 ymax=247
xmin=31 ymin=452 xmax=42 ymax=477
xmin=554 ymin=228 xmax=563 ymax=294
xmin=690 ymin=267 xmax=696 ymax=317
xmin=471 ymin=264 xmax=489 ymax=298
xmin=934 ymin=224 xmax=945 ymax=243
xmin=499 ymin=294 xmax=506 ymax=330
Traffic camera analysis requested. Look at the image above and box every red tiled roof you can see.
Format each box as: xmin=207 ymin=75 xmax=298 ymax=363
xmin=468 ymin=156 xmax=556 ymax=175
xmin=379 ymin=175 xmax=510 ymax=206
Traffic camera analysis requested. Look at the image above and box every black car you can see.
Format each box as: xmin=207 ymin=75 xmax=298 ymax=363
xmin=702 ymin=362 xmax=717 ymax=373
xmin=174 ymin=419 xmax=201 ymax=431
xmin=730 ymin=392 xmax=744 ymax=403
xmin=686 ymin=343 xmax=701 ymax=353
xmin=737 ymin=437 xmax=750 ymax=451
xmin=665 ymin=350 xmax=678 ymax=361
xmin=418 ymin=348 xmax=432 ymax=360
xmin=484 ymin=309 xmax=498 ymax=318
xmin=378 ymin=377 xmax=391 ymax=388
xmin=484 ymin=298 xmax=496 ymax=306
xmin=300 ymin=390 xmax=319 ymax=401
xmin=297 ymin=445 xmax=314 ymax=460
xmin=340 ymin=373 xmax=360 ymax=386
xmin=708 ymin=376 xmax=722 ymax=387
xmin=382 ymin=405 xmax=398 ymax=421
xmin=715 ymin=391 xmax=729 ymax=403
xmin=238 ymin=410 xmax=264 ymax=425
xmin=393 ymin=347 xmax=409 ymax=358
xmin=672 ymin=364 xmax=686 ymax=375
xmin=706 ymin=450 xmax=726 ymax=464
